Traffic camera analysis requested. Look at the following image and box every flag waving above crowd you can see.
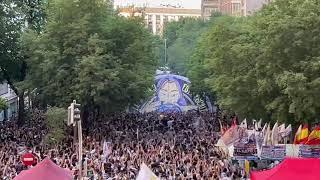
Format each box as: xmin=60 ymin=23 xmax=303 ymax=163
xmin=216 ymin=117 xmax=294 ymax=158
xmin=217 ymin=116 xmax=320 ymax=160
xmin=136 ymin=163 xmax=159 ymax=180
xmin=294 ymin=124 xmax=309 ymax=144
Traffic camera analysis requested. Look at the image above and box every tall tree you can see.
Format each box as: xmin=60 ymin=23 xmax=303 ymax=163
xmin=22 ymin=0 xmax=158 ymax=123
xmin=251 ymin=0 xmax=320 ymax=122
xmin=163 ymin=18 xmax=209 ymax=75
xmin=0 ymin=0 xmax=47 ymax=125
xmin=0 ymin=0 xmax=25 ymax=124
xmin=190 ymin=0 xmax=320 ymax=124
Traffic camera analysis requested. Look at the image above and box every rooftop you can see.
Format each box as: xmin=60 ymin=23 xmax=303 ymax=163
xmin=119 ymin=7 xmax=201 ymax=15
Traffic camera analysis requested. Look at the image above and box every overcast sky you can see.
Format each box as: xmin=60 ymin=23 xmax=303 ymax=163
xmin=114 ymin=0 xmax=201 ymax=9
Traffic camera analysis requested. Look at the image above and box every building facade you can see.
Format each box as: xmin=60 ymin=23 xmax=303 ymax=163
xmin=0 ymin=82 xmax=18 ymax=121
xmin=201 ymin=0 xmax=271 ymax=17
xmin=242 ymin=0 xmax=270 ymax=16
xmin=201 ymin=0 xmax=220 ymax=19
xmin=118 ymin=7 xmax=201 ymax=35
xmin=219 ymin=0 xmax=271 ymax=16
xmin=220 ymin=0 xmax=242 ymax=16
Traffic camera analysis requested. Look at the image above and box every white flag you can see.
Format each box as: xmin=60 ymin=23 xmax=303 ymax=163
xmin=136 ymin=163 xmax=159 ymax=180
xmin=253 ymin=119 xmax=258 ymax=131
xmin=263 ymin=123 xmax=271 ymax=145
xmin=278 ymin=123 xmax=286 ymax=137
xmin=295 ymin=125 xmax=302 ymax=137
xmin=256 ymin=123 xmax=266 ymax=149
xmin=240 ymin=118 xmax=247 ymax=129
xmin=267 ymin=123 xmax=273 ymax=145
xmin=271 ymin=122 xmax=279 ymax=145
xmin=257 ymin=119 xmax=262 ymax=130
xmin=261 ymin=123 xmax=267 ymax=135
xmin=278 ymin=124 xmax=285 ymax=132
xmin=260 ymin=123 xmax=267 ymax=141
xmin=284 ymin=124 xmax=292 ymax=137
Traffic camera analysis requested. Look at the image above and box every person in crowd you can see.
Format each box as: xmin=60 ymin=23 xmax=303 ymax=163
xmin=0 ymin=109 xmax=245 ymax=180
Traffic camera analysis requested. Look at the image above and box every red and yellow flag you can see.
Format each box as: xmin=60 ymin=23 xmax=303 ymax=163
xmin=305 ymin=126 xmax=320 ymax=145
xmin=294 ymin=124 xmax=309 ymax=144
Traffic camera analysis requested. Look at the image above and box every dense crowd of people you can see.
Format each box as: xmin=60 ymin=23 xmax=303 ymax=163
xmin=0 ymin=109 xmax=247 ymax=180
xmin=0 ymin=110 xmax=47 ymax=179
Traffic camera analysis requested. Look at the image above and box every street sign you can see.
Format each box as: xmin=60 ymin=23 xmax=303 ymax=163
xmin=22 ymin=153 xmax=35 ymax=166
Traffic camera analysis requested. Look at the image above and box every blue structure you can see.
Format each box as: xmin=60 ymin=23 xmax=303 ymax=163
xmin=140 ymin=71 xmax=198 ymax=113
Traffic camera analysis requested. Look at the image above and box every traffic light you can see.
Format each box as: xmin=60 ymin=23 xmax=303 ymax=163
xmin=67 ymin=100 xmax=81 ymax=126
xmin=72 ymin=100 xmax=81 ymax=122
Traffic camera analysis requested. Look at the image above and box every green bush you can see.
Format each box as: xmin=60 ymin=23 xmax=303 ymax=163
xmin=44 ymin=107 xmax=67 ymax=146
xmin=0 ymin=98 xmax=7 ymax=111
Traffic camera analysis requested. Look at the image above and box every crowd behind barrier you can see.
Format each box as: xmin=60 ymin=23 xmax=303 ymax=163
xmin=0 ymin=109 xmax=247 ymax=180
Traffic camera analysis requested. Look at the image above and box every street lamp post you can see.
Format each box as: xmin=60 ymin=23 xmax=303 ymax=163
xmin=164 ymin=38 xmax=167 ymax=64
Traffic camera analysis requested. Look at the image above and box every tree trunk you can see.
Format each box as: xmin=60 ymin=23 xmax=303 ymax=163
xmin=1 ymin=67 xmax=26 ymax=125
xmin=4 ymin=109 xmax=8 ymax=121
xmin=82 ymin=104 xmax=90 ymax=130
xmin=96 ymin=106 xmax=100 ymax=121
xmin=18 ymin=92 xmax=25 ymax=126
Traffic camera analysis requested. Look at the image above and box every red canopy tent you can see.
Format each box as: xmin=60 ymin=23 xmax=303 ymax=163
xmin=251 ymin=158 xmax=320 ymax=180
xmin=14 ymin=158 xmax=72 ymax=180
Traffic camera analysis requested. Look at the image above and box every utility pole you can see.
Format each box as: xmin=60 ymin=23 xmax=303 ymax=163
xmin=164 ymin=38 xmax=167 ymax=64
xmin=68 ymin=100 xmax=82 ymax=180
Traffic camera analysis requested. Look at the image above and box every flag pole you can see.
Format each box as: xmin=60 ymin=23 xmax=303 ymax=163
xmin=137 ymin=128 xmax=139 ymax=141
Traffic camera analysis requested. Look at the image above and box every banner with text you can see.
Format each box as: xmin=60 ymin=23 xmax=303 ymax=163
xmin=260 ymin=145 xmax=286 ymax=160
xmin=233 ymin=141 xmax=258 ymax=160
xmin=299 ymin=145 xmax=320 ymax=158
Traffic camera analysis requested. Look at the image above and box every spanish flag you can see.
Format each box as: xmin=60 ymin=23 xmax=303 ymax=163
xmin=305 ymin=126 xmax=320 ymax=145
xmin=294 ymin=124 xmax=309 ymax=144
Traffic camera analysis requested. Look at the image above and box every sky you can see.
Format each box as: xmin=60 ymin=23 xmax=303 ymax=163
xmin=113 ymin=0 xmax=201 ymax=9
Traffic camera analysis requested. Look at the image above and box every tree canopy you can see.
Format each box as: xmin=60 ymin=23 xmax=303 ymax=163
xmin=163 ymin=18 xmax=210 ymax=75
xmin=22 ymin=0 xmax=158 ymax=116
xmin=189 ymin=0 xmax=320 ymax=124
xmin=0 ymin=0 xmax=23 ymax=83
xmin=44 ymin=107 xmax=67 ymax=146
xmin=1 ymin=0 xmax=47 ymax=125
xmin=2 ymin=0 xmax=320 ymax=126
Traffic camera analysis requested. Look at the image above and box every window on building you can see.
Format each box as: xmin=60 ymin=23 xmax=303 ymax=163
xmin=205 ymin=8 xmax=212 ymax=15
xmin=232 ymin=3 xmax=241 ymax=16
xmin=205 ymin=7 xmax=219 ymax=16
xmin=156 ymin=15 xmax=161 ymax=34
xmin=156 ymin=15 xmax=160 ymax=23
xmin=144 ymin=16 xmax=148 ymax=28
xmin=147 ymin=15 xmax=153 ymax=31
xmin=163 ymin=15 xmax=168 ymax=25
